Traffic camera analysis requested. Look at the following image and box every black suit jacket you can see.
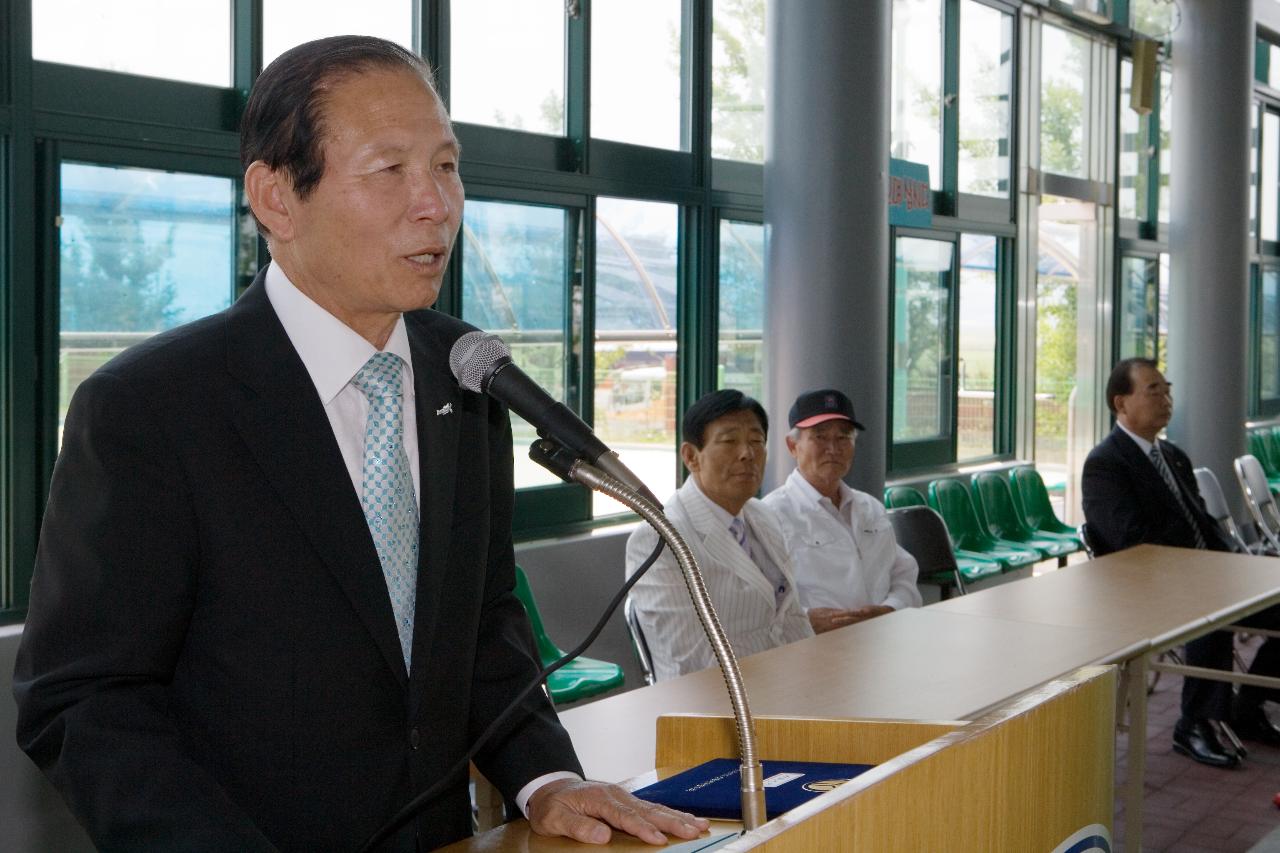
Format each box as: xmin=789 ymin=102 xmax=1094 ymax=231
xmin=1081 ymin=426 xmax=1228 ymax=557
xmin=13 ymin=272 xmax=581 ymax=852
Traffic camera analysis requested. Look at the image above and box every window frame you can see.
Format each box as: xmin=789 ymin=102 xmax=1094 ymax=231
xmin=1 ymin=0 xmax=765 ymax=615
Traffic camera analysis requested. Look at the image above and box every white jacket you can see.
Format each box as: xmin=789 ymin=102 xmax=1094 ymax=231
xmin=625 ymin=478 xmax=814 ymax=681
xmin=763 ymin=469 xmax=922 ymax=612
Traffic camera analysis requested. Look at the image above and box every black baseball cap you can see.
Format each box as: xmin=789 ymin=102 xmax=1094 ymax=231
xmin=788 ymin=388 xmax=866 ymax=431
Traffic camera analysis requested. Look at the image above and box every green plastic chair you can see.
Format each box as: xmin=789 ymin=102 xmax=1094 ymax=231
xmin=1010 ymin=466 xmax=1084 ymax=543
xmin=884 ymin=485 xmax=928 ymax=508
xmin=1263 ymin=428 xmax=1280 ymax=490
xmin=970 ymin=472 xmax=1080 ymax=567
xmin=1249 ymin=430 xmax=1280 ymax=485
xmin=513 ymin=566 xmax=624 ymax=704
xmin=885 ymin=485 xmax=1002 ymax=585
xmin=927 ymin=479 xmax=1041 ymax=571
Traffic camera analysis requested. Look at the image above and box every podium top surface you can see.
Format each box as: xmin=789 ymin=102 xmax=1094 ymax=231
xmin=559 ymin=605 xmax=1131 ymax=782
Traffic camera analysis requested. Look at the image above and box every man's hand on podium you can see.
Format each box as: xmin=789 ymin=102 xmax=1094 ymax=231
xmin=527 ymin=778 xmax=710 ymax=845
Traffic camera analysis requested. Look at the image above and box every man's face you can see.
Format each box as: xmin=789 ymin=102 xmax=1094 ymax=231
xmin=1115 ymin=363 xmax=1173 ymax=439
xmin=682 ymin=409 xmax=767 ymax=515
xmin=787 ymin=420 xmax=856 ymax=493
xmin=273 ymin=67 xmax=464 ymax=326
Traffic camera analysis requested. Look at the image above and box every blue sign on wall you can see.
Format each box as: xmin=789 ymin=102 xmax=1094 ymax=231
xmin=888 ymin=158 xmax=932 ymax=227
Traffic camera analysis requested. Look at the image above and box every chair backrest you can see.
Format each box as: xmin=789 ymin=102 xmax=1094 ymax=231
xmin=622 ymin=596 xmax=656 ymax=686
xmin=927 ymin=478 xmax=993 ymax=551
xmin=1194 ymin=466 xmax=1254 ymax=554
xmin=512 ymin=566 xmax=564 ymax=665
xmin=1233 ymin=454 xmax=1280 ymax=551
xmin=1248 ymin=431 xmax=1275 ymax=473
xmin=970 ymin=472 xmax=1033 ymax=541
xmin=883 ymin=485 xmax=928 ymax=509
xmin=887 ymin=506 xmax=965 ymax=594
xmin=1010 ymin=466 xmax=1058 ymax=531
xmin=1264 ymin=428 xmax=1280 ymax=475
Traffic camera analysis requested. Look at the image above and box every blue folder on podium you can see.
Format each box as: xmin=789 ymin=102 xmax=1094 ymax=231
xmin=632 ymin=758 xmax=876 ymax=821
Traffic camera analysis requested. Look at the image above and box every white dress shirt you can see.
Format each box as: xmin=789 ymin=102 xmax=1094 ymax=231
xmin=265 ymin=262 xmax=420 ymax=505
xmin=265 ymin=262 xmax=573 ymax=815
xmin=763 ymin=469 xmax=922 ymax=612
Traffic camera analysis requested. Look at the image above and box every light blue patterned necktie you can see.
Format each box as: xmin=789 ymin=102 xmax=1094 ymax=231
xmin=352 ymin=352 xmax=419 ymax=670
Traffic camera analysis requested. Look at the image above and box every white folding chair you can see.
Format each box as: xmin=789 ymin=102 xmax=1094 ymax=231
xmin=1194 ymin=466 xmax=1267 ymax=555
xmin=1233 ymin=454 xmax=1280 ymax=553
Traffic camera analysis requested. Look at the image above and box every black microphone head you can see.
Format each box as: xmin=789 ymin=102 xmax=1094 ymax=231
xmin=449 ymin=330 xmax=512 ymax=392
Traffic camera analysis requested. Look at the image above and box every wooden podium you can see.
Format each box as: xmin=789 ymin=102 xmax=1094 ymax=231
xmin=443 ymin=665 xmax=1115 ymax=852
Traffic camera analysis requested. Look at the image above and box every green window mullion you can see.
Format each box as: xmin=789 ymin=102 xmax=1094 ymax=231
xmin=995 ymin=235 xmax=1016 ymax=457
xmin=231 ymin=0 xmax=261 ymax=96
xmin=565 ymin=0 xmax=589 ymax=173
xmin=941 ymin=0 xmax=960 ymax=215
xmin=1143 ymin=72 xmax=1161 ymax=238
xmin=1250 ymin=263 xmax=1261 ymax=416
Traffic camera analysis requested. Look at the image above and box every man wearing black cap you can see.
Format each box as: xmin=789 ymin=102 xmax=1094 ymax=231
xmin=763 ymin=389 xmax=921 ymax=634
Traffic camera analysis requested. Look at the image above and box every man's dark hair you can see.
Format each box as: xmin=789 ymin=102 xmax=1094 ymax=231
xmin=682 ymin=389 xmax=768 ymax=449
xmin=1105 ymin=357 xmax=1159 ymax=414
xmin=239 ymin=35 xmax=436 ymax=232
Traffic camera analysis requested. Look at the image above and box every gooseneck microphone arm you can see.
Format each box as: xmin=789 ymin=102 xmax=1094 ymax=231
xmin=529 ymin=438 xmax=768 ymax=831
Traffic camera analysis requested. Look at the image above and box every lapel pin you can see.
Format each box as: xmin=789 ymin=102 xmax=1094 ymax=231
xmin=436 ymin=402 xmax=453 ymax=416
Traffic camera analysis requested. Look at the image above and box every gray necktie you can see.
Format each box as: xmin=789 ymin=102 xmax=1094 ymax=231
xmin=1149 ymin=443 xmax=1207 ymax=550
xmin=730 ymin=517 xmax=789 ymax=604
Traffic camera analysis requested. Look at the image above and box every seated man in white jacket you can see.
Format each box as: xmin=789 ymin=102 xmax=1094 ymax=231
xmin=625 ymin=390 xmax=814 ymax=681
xmin=763 ymin=389 xmax=922 ymax=634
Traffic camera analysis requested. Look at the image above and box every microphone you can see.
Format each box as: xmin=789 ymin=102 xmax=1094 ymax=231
xmin=449 ymin=330 xmax=660 ymax=506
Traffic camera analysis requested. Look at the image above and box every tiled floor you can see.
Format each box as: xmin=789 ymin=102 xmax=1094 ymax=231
xmin=1113 ymin=637 xmax=1280 ymax=852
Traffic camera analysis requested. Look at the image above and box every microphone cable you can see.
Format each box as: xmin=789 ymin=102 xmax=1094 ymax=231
xmin=356 ymin=536 xmax=667 ymax=853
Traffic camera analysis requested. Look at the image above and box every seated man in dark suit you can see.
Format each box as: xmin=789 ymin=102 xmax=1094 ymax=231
xmin=1083 ymin=358 xmax=1280 ymax=769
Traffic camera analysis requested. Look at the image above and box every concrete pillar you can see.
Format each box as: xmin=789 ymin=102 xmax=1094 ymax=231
xmin=765 ymin=0 xmax=890 ymax=494
xmin=1166 ymin=0 xmax=1253 ymax=507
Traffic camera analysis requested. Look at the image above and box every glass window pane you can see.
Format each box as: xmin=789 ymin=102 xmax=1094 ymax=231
xmin=1263 ymin=269 xmax=1280 ymax=400
xmin=1131 ymin=0 xmax=1177 ymax=38
xmin=892 ymin=237 xmax=952 ymax=443
xmin=891 ymin=0 xmax=943 ymax=189
xmin=1264 ymin=112 xmax=1279 ymax=242
xmin=451 ymin=1 xmax=565 ymax=135
xmin=1156 ymin=252 xmax=1169 ymax=374
xmin=957 ymin=235 xmax=997 ymax=461
xmin=1118 ymin=60 xmax=1150 ymax=221
xmin=59 ymin=163 xmax=239 ymax=442
xmin=1272 ymin=45 xmax=1280 ymax=90
xmin=1033 ymin=196 xmax=1101 ymax=526
xmin=1158 ymin=68 xmax=1172 ymax=224
xmin=717 ymin=220 xmax=765 ymax=397
xmin=958 ymin=1 xmax=1013 ymax=198
xmin=1040 ymin=25 xmax=1091 ymax=179
xmin=1118 ymin=256 xmax=1158 ymax=360
xmin=592 ymin=0 xmax=684 ymax=149
xmin=594 ymin=198 xmax=679 ymax=514
xmin=262 ymin=1 xmax=414 ymax=70
xmin=711 ymin=0 xmax=766 ymax=163
xmin=1252 ymin=105 xmax=1260 ymax=239
xmin=33 ymin=0 xmax=231 ymax=87
xmin=461 ymin=200 xmax=574 ymax=490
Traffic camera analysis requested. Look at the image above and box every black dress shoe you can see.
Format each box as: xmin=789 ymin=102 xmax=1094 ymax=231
xmin=1173 ymin=719 xmax=1241 ymax=768
xmin=1232 ymin=703 xmax=1280 ymax=747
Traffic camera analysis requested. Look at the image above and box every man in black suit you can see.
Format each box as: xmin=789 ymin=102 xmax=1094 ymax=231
xmin=12 ymin=37 xmax=705 ymax=851
xmin=1083 ymin=357 xmax=1280 ymax=768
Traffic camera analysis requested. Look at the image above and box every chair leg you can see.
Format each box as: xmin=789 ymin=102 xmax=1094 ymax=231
xmin=1057 ymin=555 xmax=1067 ymax=568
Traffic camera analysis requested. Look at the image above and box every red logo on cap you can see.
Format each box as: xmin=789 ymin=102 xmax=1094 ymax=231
xmin=825 ymin=394 xmax=836 ymax=409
